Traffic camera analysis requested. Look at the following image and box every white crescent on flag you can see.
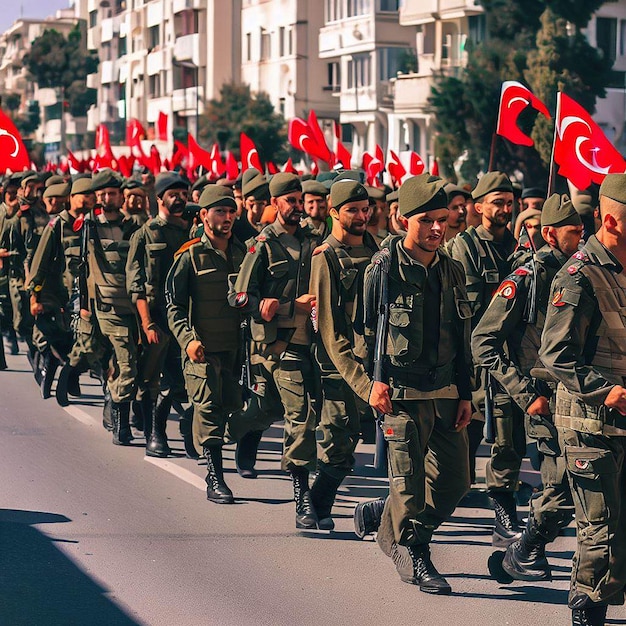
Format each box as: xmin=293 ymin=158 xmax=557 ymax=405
xmin=247 ymin=150 xmax=258 ymax=169
xmin=0 ymin=129 xmax=20 ymax=157
xmin=508 ymin=96 xmax=530 ymax=109
xmin=559 ymin=115 xmax=611 ymax=175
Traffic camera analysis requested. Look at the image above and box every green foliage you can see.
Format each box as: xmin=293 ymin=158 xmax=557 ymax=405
xmin=199 ymin=82 xmax=288 ymax=164
xmin=23 ymin=24 xmax=98 ymax=117
xmin=3 ymin=93 xmax=21 ymax=112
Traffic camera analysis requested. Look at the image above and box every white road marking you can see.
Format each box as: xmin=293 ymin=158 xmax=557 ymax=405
xmin=144 ymin=456 xmax=206 ymax=491
xmin=63 ymin=405 xmax=100 ymax=427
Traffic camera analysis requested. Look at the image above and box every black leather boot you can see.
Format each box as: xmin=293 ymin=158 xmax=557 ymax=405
xmin=310 ymin=466 xmax=346 ymax=530
xmin=102 ymin=384 xmax=113 ymax=431
xmin=0 ymin=338 xmax=7 ymax=370
xmin=32 ymin=350 xmax=43 ymax=385
xmin=130 ymin=399 xmax=144 ymax=431
xmin=289 ymin=465 xmax=318 ymax=529
xmin=204 ymin=445 xmax=234 ymax=504
xmin=146 ymin=393 xmax=171 ymax=458
xmin=40 ymin=349 xmax=60 ymax=399
xmin=56 ymin=362 xmax=83 ymax=406
xmin=490 ymin=491 xmax=523 ymax=547
xmin=502 ymin=509 xmax=552 ymax=581
xmin=235 ymin=430 xmax=263 ymax=478
xmin=572 ymin=606 xmax=607 ymax=626
xmin=353 ymin=497 xmax=387 ymax=538
xmin=391 ymin=543 xmax=452 ymax=594
xmin=179 ymin=407 xmax=199 ymax=460
xmin=6 ymin=328 xmax=18 ymax=355
xmin=111 ymin=401 xmax=133 ymax=445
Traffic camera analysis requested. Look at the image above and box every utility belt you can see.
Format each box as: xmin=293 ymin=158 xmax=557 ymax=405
xmin=388 ymin=361 xmax=455 ymax=396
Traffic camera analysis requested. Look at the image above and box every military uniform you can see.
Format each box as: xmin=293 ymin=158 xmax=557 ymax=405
xmin=540 ymin=229 xmax=626 ymax=621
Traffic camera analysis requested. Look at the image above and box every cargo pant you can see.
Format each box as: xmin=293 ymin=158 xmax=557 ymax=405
xmin=68 ymin=314 xmax=108 ymax=370
xmin=9 ymin=276 xmax=33 ymax=339
xmin=95 ymin=311 xmax=139 ymax=404
xmin=184 ymin=351 xmax=243 ymax=452
xmin=561 ymin=428 xmax=626 ymax=608
xmin=377 ymin=398 xmax=470 ymax=548
xmin=32 ymin=309 xmax=73 ymax=360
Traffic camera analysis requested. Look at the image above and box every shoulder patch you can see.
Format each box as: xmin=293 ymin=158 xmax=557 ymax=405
xmin=514 ymin=267 xmax=530 ymax=276
xmin=48 ymin=216 xmax=60 ymax=228
xmin=72 ymin=213 xmax=85 ymax=232
xmin=551 ymin=289 xmax=566 ymax=307
xmin=573 ymin=250 xmax=588 ymax=262
xmin=495 ymin=279 xmax=517 ymax=300
xmin=567 ymin=264 xmax=578 ymax=275
xmin=551 ymin=287 xmax=580 ymax=308
xmin=233 ymin=292 xmax=248 ymax=308
xmin=174 ymin=237 xmax=201 ymax=259
xmin=255 ymin=234 xmax=267 ymax=243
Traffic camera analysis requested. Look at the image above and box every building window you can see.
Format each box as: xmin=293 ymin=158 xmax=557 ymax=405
xmin=149 ymin=25 xmax=160 ymax=51
xmin=288 ymin=27 xmax=293 ymax=56
xmin=467 ymin=15 xmax=486 ymax=45
xmin=279 ymin=26 xmax=285 ymax=57
xmin=326 ymin=61 xmax=341 ymax=91
xmin=89 ymin=10 xmax=98 ymax=28
xmin=246 ymin=33 xmax=252 ymax=61
xmin=325 ymin=0 xmax=343 ymax=22
xmin=347 ymin=54 xmax=371 ymax=88
xmin=378 ymin=48 xmax=408 ymax=81
xmin=341 ymin=123 xmax=353 ymax=143
xmin=102 ymin=41 xmax=112 ymax=62
xmin=118 ymin=36 xmax=127 ymax=57
xmin=597 ymin=17 xmax=617 ymax=64
xmin=621 ymin=20 xmax=626 ymax=56
xmin=260 ymin=28 xmax=271 ymax=61
xmin=347 ymin=0 xmax=370 ymax=17
xmin=378 ymin=0 xmax=399 ymax=10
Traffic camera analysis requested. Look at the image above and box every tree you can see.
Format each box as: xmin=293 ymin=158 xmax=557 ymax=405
xmin=23 ymin=24 xmax=98 ymax=118
xmin=199 ymin=82 xmax=288 ymax=165
xmin=2 ymin=94 xmax=40 ymax=137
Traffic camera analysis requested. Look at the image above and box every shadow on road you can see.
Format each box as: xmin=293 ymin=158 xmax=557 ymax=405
xmin=0 ymin=509 xmax=141 ymax=626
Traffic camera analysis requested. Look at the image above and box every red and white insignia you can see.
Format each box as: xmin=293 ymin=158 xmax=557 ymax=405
xmin=72 ymin=213 xmax=85 ymax=232
xmin=552 ymin=290 xmax=566 ymax=307
xmin=385 ymin=428 xmax=394 ymax=436
xmin=573 ymin=251 xmax=587 ymax=261
xmin=256 ymin=234 xmax=267 ymax=242
xmin=496 ymin=280 xmax=517 ymax=300
xmin=514 ymin=267 xmax=530 ymax=276
xmin=575 ymin=459 xmax=590 ymax=470
xmin=234 ymin=292 xmax=248 ymax=308
xmin=567 ymin=264 xmax=578 ymax=275
xmin=248 ymin=245 xmax=256 ymax=254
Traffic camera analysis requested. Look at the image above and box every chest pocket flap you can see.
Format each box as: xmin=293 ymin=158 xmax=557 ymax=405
xmin=268 ymin=259 xmax=290 ymax=278
xmin=146 ymin=242 xmax=168 ymax=257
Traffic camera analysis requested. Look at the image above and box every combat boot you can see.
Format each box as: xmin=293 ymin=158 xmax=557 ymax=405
xmin=0 ymin=338 xmax=7 ymax=370
xmin=204 ymin=445 xmax=234 ymax=504
xmin=145 ymin=392 xmax=171 ymax=458
xmin=6 ymin=328 xmax=18 ymax=355
xmin=102 ymin=384 xmax=113 ymax=431
xmin=111 ymin=401 xmax=133 ymax=445
xmin=179 ymin=406 xmax=199 ymax=460
xmin=130 ymin=400 xmax=144 ymax=431
xmin=353 ymin=497 xmax=386 ymax=538
xmin=32 ymin=350 xmax=43 ymax=385
xmin=391 ymin=543 xmax=452 ymax=594
xmin=56 ymin=363 xmax=83 ymax=407
xmin=235 ymin=430 xmax=263 ymax=478
xmin=40 ymin=349 xmax=60 ymax=399
xmin=502 ymin=509 xmax=552 ymax=581
xmin=571 ymin=606 xmax=607 ymax=626
xmin=490 ymin=491 xmax=523 ymax=547
xmin=289 ymin=465 xmax=318 ymax=529
xmin=310 ymin=466 xmax=346 ymax=530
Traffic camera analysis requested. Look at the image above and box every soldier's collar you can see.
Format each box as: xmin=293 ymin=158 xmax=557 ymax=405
xmin=585 ymin=234 xmax=624 ymax=272
xmin=476 ymin=224 xmax=515 ymax=243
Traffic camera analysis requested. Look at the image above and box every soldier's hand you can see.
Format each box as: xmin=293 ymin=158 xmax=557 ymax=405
xmin=312 ymin=243 xmax=330 ymax=256
xmin=259 ymin=298 xmax=280 ymax=322
xmin=454 ymin=400 xmax=472 ymax=431
xmin=80 ymin=308 xmax=91 ymax=321
xmin=295 ymin=294 xmax=316 ymax=314
xmin=369 ymin=381 xmax=392 ymax=415
xmin=604 ymin=385 xmax=626 ymax=415
xmin=0 ymin=248 xmax=9 ymax=258
xmin=186 ymin=340 xmax=205 ymax=363
xmin=527 ymin=395 xmax=550 ymax=416
xmin=144 ymin=325 xmax=160 ymax=345
xmin=29 ymin=296 xmax=43 ymax=317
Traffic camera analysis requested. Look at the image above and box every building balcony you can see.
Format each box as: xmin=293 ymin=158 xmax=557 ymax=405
xmin=392 ymin=72 xmax=435 ymax=114
xmin=173 ymin=33 xmax=204 ymax=67
xmin=319 ymin=16 xmax=375 ymax=57
xmin=86 ymin=72 xmax=99 ymax=89
xmin=172 ymin=86 xmax=205 ymax=114
xmin=101 ymin=18 xmax=114 ymax=43
xmin=147 ymin=48 xmax=169 ymax=75
xmin=173 ymin=0 xmax=206 ymax=13
xmin=87 ymin=27 xmax=101 ymax=50
xmin=101 ymin=60 xmax=116 ymax=84
xmin=400 ymin=0 xmax=483 ymax=24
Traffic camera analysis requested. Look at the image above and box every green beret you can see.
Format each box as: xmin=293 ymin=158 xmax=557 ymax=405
xmin=242 ymin=172 xmax=267 ymax=198
xmin=316 ymin=171 xmax=338 ymax=184
xmin=154 ymin=172 xmax=189 ymax=198
xmin=122 ymin=179 xmax=145 ymax=191
xmin=541 ymin=194 xmax=582 ymax=228
xmin=521 ymin=186 xmax=546 ymax=200
xmin=334 ymin=170 xmax=365 ymax=184
xmin=386 ymin=190 xmax=399 ymax=203
xmin=599 ymin=173 xmax=626 ymax=205
xmin=365 ymin=185 xmax=386 ymax=202
xmin=21 ymin=173 xmax=40 ymax=187
xmin=472 ymin=171 xmax=513 ymax=200
xmin=191 ymin=174 xmax=209 ymax=193
xmin=329 ymin=180 xmax=368 ymax=210
xmin=444 ymin=183 xmax=471 ymax=203
xmin=3 ymin=173 xmax=22 ymax=188
xmin=571 ymin=192 xmax=595 ymax=217
xmin=91 ymin=169 xmax=123 ymax=191
xmin=198 ymin=185 xmax=237 ymax=210
xmin=45 ymin=175 xmax=66 ymax=188
xmin=301 ymin=180 xmax=328 ymax=198
xmin=398 ymin=176 xmax=448 ymax=217
xmin=71 ymin=178 xmax=94 ymax=195
xmin=43 ymin=182 xmax=71 ymax=198
xmin=269 ymin=172 xmax=301 ymax=198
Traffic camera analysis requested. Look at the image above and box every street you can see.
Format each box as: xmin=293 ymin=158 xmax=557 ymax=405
xmin=0 ymin=348 xmax=623 ymax=626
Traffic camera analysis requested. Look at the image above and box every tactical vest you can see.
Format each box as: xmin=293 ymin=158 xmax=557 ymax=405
xmin=189 ymin=240 xmax=245 ymax=352
xmin=554 ymin=260 xmax=626 ymax=435
xmin=59 ymin=214 xmax=82 ymax=298
xmin=384 ymin=238 xmax=472 ymax=390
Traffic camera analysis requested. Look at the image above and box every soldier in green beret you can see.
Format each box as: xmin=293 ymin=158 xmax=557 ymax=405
xmin=301 ymin=180 xmax=330 ymax=238
xmin=122 ymin=179 xmax=150 ymax=227
xmin=539 ymin=174 xmax=626 ymax=626
xmin=229 ymin=172 xmax=323 ymax=528
xmin=360 ymin=175 xmax=473 ymax=593
xmin=166 ymin=185 xmax=247 ymax=503
xmin=472 ymin=194 xmax=583 ymax=578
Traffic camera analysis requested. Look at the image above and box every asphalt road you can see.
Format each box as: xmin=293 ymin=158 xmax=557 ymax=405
xmin=1 ymin=347 xmax=625 ymax=626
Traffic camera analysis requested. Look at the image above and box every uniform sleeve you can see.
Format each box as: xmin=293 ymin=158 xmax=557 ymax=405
xmin=471 ymin=276 xmax=540 ymax=411
xmin=310 ymin=252 xmax=373 ymax=403
xmin=228 ymin=242 xmax=266 ymax=321
xmin=539 ymin=272 xmax=613 ymax=406
xmin=165 ymin=252 xmax=195 ymax=352
xmin=125 ymin=228 xmax=148 ymax=303
xmin=27 ymin=221 xmax=57 ymax=295
xmin=448 ymin=234 xmax=484 ymax=323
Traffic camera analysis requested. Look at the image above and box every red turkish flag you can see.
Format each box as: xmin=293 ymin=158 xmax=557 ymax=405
xmin=335 ymin=141 xmax=352 ymax=169
xmin=431 ymin=158 xmax=439 ymax=177
xmin=209 ymin=143 xmax=226 ymax=178
xmin=66 ymin=149 xmax=84 ymax=173
xmin=171 ymin=140 xmax=188 ymax=170
xmin=187 ymin=133 xmax=212 ymax=171
xmin=363 ymin=145 xmax=385 ymax=185
xmin=156 ymin=112 xmax=168 ymax=142
xmin=496 ymin=81 xmax=550 ymax=147
xmin=95 ymin=124 xmax=115 ymax=168
xmin=282 ymin=157 xmax=298 ymax=174
xmin=307 ymin=110 xmax=332 ymax=164
xmin=388 ymin=150 xmax=406 ymax=186
xmin=554 ymin=92 xmax=626 ymax=189
xmin=288 ymin=118 xmax=326 ymax=162
xmin=149 ymin=144 xmax=162 ymax=175
xmin=240 ymin=133 xmax=263 ymax=172
xmin=126 ymin=118 xmax=149 ymax=163
xmin=226 ymin=152 xmax=239 ymax=180
xmin=409 ymin=151 xmax=425 ymax=175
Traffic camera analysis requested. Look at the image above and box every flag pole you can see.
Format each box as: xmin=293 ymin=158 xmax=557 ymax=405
xmin=488 ymin=132 xmax=498 ymax=172
xmin=546 ymin=92 xmax=561 ymax=196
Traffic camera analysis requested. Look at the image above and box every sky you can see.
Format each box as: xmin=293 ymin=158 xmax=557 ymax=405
xmin=0 ymin=0 xmax=71 ymax=35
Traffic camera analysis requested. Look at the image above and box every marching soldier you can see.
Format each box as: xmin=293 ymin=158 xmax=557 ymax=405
xmin=472 ymin=194 xmax=582 ymax=580
xmin=539 ymin=174 xmax=626 ymax=626
xmin=301 ymin=180 xmax=330 ymax=239
xmin=126 ymin=172 xmax=191 ymax=457
xmin=448 ymin=171 xmax=523 ymax=544
xmin=364 ymin=175 xmax=473 ymax=593
xmin=167 ymin=185 xmax=246 ymax=503
xmin=308 ymin=179 xmax=378 ymax=529
xmin=229 ymin=172 xmax=322 ymax=528
xmin=122 ymin=179 xmax=150 ymax=227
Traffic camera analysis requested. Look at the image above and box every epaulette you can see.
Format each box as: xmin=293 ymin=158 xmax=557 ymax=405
xmin=174 ymin=237 xmax=201 ymax=259
xmin=564 ymin=251 xmax=590 ymax=276
xmin=48 ymin=215 xmax=60 ymax=229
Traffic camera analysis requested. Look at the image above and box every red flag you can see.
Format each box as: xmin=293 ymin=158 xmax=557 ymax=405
xmin=171 ymin=140 xmax=188 ymax=170
xmin=267 ymin=161 xmax=279 ymax=175
xmin=431 ymin=158 xmax=439 ymax=177
xmin=240 ymin=133 xmax=263 ymax=172
xmin=310 ymin=160 xmax=319 ymax=177
xmin=288 ymin=118 xmax=327 ymax=162
xmin=187 ymin=133 xmax=212 ymax=171
xmin=333 ymin=120 xmax=341 ymax=141
xmin=282 ymin=157 xmax=298 ymax=174
xmin=67 ymin=149 xmax=84 ymax=173
xmin=127 ymin=118 xmax=149 ymax=162
xmin=157 ymin=112 xmax=168 ymax=142
xmin=363 ymin=145 xmax=385 ymax=184
xmin=118 ymin=155 xmax=132 ymax=177
xmin=95 ymin=124 xmax=115 ymax=168
xmin=149 ymin=144 xmax=162 ymax=174
xmin=388 ymin=150 xmax=407 ymax=186
xmin=209 ymin=144 xmax=226 ymax=178
xmin=409 ymin=152 xmax=425 ymax=175
xmin=554 ymin=92 xmax=626 ymax=189
xmin=226 ymin=152 xmax=239 ymax=180
xmin=335 ymin=141 xmax=352 ymax=169
xmin=496 ymin=81 xmax=550 ymax=147
xmin=307 ymin=110 xmax=333 ymax=164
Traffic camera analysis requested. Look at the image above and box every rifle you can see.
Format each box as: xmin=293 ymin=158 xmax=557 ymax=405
xmin=483 ymin=371 xmax=496 ymax=444
xmin=77 ymin=211 xmax=93 ymax=315
xmin=523 ymin=222 xmax=539 ymax=325
xmin=238 ymin=316 xmax=254 ymax=402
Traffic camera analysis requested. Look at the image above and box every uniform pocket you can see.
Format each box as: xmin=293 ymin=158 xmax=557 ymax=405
xmin=383 ymin=414 xmax=414 ymax=478
xmin=387 ymin=306 xmax=411 ymax=358
xmin=268 ymin=260 xmax=289 ymax=278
